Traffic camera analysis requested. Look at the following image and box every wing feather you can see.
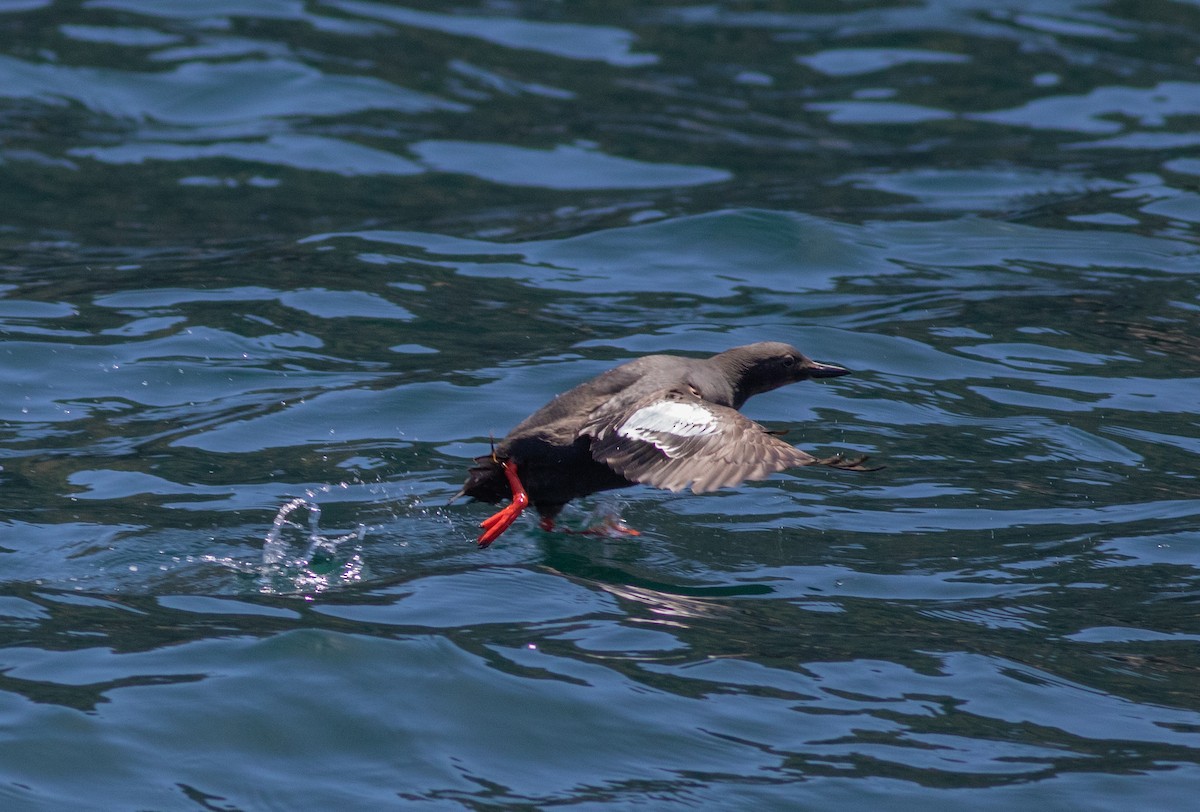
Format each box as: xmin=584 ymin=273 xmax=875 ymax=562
xmin=584 ymin=389 xmax=821 ymax=493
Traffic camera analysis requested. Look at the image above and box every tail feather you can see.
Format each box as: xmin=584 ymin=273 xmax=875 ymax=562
xmin=451 ymin=454 xmax=509 ymax=505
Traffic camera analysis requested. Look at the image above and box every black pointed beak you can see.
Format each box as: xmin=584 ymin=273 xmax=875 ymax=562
xmin=806 ymin=360 xmax=851 ymax=379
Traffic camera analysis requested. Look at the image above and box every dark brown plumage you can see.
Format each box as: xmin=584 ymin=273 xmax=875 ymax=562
xmin=453 ymin=342 xmax=878 ymax=547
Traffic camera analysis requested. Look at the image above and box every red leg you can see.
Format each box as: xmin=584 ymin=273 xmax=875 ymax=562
xmin=477 ymin=460 xmax=529 ymax=548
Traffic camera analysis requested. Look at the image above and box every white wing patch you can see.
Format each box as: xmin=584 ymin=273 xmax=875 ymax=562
xmin=616 ymin=399 xmax=719 ymax=457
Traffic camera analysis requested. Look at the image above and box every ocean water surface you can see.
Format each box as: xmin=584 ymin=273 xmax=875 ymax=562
xmin=1 ymin=1 xmax=1199 ymax=809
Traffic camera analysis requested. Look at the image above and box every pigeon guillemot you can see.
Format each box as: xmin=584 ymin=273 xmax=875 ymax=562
xmin=453 ymin=342 xmax=878 ymax=547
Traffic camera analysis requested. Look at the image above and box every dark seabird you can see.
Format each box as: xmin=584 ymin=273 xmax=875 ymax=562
xmin=453 ymin=341 xmax=878 ymax=547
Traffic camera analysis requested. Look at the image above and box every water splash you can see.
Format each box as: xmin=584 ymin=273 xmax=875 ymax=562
xmin=202 ymin=498 xmax=366 ymax=596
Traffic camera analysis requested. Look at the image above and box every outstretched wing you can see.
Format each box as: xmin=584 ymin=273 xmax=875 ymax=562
xmin=584 ymin=389 xmax=832 ymax=493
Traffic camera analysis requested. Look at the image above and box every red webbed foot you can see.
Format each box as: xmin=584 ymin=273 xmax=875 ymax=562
xmin=583 ymin=516 xmax=641 ymax=537
xmin=539 ymin=514 xmax=640 ymax=538
xmin=477 ymin=460 xmax=529 ymax=548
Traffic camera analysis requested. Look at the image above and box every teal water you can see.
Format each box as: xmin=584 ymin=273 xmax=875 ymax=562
xmin=2 ymin=1 xmax=1200 ymax=809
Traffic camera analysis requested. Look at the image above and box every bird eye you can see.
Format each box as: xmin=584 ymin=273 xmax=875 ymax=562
xmin=782 ymin=356 xmax=795 ymax=367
